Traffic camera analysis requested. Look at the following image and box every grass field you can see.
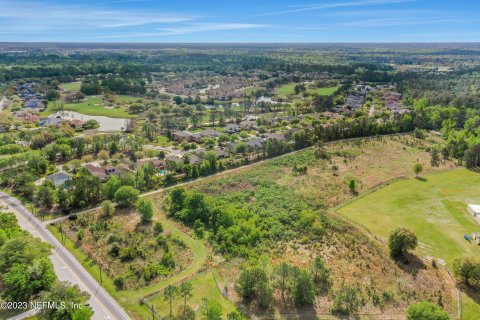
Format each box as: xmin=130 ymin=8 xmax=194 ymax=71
xmin=276 ymin=83 xmax=339 ymax=97
xmin=276 ymin=83 xmax=296 ymax=96
xmin=307 ymin=86 xmax=339 ymax=96
xmin=59 ymin=81 xmax=81 ymax=92
xmin=147 ymin=269 xmax=237 ymax=318
xmin=43 ymin=96 xmax=133 ymax=118
xmin=338 ymin=169 xmax=480 ymax=319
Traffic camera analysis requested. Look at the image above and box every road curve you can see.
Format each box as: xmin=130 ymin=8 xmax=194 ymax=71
xmin=0 ymin=191 xmax=131 ymax=320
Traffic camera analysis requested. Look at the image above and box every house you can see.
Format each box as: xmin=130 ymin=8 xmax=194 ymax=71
xmin=38 ymin=118 xmax=64 ymax=127
xmin=467 ymin=204 xmax=480 ymax=222
xmin=85 ymin=164 xmax=118 ymax=182
xmin=184 ymin=154 xmax=200 ymax=165
xmin=262 ymin=133 xmax=285 ymax=141
xmin=46 ymin=172 xmax=72 ymax=188
xmin=137 ymin=158 xmax=165 ymax=169
xmin=16 ymin=113 xmax=41 ymax=123
xmin=70 ymin=119 xmax=84 ymax=129
xmin=214 ymin=149 xmax=228 ymax=159
xmin=246 ymin=137 xmax=264 ymax=150
xmin=224 ymin=124 xmax=240 ymax=134
xmin=165 ymin=154 xmax=184 ymax=165
xmin=239 ymin=120 xmax=258 ymax=130
xmin=24 ymin=99 xmax=44 ymax=109
xmin=171 ymin=131 xmax=194 ymax=142
xmin=195 ymin=128 xmax=222 ymax=140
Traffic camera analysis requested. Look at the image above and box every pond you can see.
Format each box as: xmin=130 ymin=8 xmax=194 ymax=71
xmin=49 ymin=111 xmax=129 ymax=131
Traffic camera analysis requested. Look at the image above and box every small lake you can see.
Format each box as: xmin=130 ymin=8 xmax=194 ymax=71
xmin=49 ymin=111 xmax=129 ymax=131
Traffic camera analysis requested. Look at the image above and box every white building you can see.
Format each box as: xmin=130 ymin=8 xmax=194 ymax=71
xmin=467 ymin=204 xmax=480 ymax=224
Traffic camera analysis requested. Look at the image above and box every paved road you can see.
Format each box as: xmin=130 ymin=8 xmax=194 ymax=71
xmin=0 ymin=192 xmax=131 ymax=320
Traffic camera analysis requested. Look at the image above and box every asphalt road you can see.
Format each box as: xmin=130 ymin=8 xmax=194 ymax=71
xmin=0 ymin=191 xmax=131 ymax=320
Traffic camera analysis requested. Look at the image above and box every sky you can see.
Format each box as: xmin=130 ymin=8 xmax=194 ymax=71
xmin=1 ymin=0 xmax=480 ymax=42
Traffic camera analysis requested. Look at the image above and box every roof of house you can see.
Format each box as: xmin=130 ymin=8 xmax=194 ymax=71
xmin=246 ymin=137 xmax=264 ymax=148
xmin=172 ymin=131 xmax=193 ymax=137
xmin=263 ymin=133 xmax=285 ymax=141
xmin=468 ymin=204 xmax=480 ymax=214
xmin=46 ymin=172 xmax=72 ymax=188
xmin=198 ymin=128 xmax=222 ymax=137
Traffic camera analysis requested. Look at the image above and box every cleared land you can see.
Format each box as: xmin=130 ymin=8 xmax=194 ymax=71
xmin=338 ymin=169 xmax=480 ymax=319
xmin=59 ymin=81 xmax=81 ymax=92
xmin=152 ymin=134 xmax=458 ymax=317
xmin=276 ymin=83 xmax=339 ymax=97
xmin=43 ymin=96 xmax=133 ymax=118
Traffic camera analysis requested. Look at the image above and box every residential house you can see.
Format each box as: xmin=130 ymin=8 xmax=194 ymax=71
xmin=46 ymin=172 xmax=72 ymax=188
xmin=239 ymin=120 xmax=258 ymax=130
xmin=224 ymin=124 xmax=240 ymax=134
xmin=137 ymin=158 xmax=165 ymax=170
xmin=262 ymin=133 xmax=285 ymax=141
xmin=70 ymin=119 xmax=84 ymax=129
xmin=85 ymin=164 xmax=119 ymax=182
xmin=171 ymin=131 xmax=194 ymax=142
xmin=214 ymin=149 xmax=228 ymax=159
xmin=38 ymin=118 xmax=64 ymax=127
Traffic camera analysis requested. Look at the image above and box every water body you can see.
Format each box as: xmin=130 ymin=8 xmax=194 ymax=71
xmin=49 ymin=111 xmax=128 ymax=131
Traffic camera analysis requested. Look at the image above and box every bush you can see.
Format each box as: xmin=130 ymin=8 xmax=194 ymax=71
xmin=114 ymin=186 xmax=140 ymax=207
xmin=153 ymin=222 xmax=164 ymax=235
xmin=388 ymin=227 xmax=417 ymax=259
xmin=331 ymin=284 xmax=362 ymax=315
xmin=0 ymin=144 xmax=23 ymax=155
xmin=101 ymin=200 xmax=115 ymax=217
xmin=113 ymin=277 xmax=124 ymax=290
xmin=406 ymin=301 xmax=449 ymax=320
xmin=137 ymin=198 xmax=154 ymax=224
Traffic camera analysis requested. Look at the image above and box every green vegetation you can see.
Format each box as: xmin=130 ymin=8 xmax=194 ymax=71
xmin=43 ymin=96 xmax=133 ymax=118
xmin=147 ymin=270 xmax=237 ymax=318
xmin=59 ymin=81 xmax=81 ymax=92
xmin=339 ymin=169 xmax=480 ymax=317
xmin=307 ymin=86 xmax=339 ymax=96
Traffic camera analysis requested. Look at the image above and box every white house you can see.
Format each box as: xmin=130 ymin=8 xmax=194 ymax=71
xmin=467 ymin=204 xmax=480 ymax=217
xmin=467 ymin=204 xmax=480 ymax=224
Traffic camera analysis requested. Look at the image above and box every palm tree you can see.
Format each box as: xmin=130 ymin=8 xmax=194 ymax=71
xmin=178 ymin=281 xmax=193 ymax=308
xmin=164 ymin=285 xmax=177 ymax=320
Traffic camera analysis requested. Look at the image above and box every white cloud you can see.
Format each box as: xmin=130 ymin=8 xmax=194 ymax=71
xmin=104 ymin=23 xmax=274 ymax=38
xmin=0 ymin=0 xmax=196 ymax=32
xmin=254 ymin=0 xmax=416 ymax=17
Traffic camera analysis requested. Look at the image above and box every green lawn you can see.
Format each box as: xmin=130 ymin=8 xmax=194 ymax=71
xmin=43 ymin=96 xmax=133 ymax=118
xmin=59 ymin=81 xmax=81 ymax=92
xmin=338 ymin=169 xmax=480 ymax=318
xmin=147 ymin=269 xmax=238 ymax=319
xmin=307 ymin=86 xmax=339 ymax=96
xmin=276 ymin=83 xmax=296 ymax=96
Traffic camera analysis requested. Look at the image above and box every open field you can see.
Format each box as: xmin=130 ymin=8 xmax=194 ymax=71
xmin=307 ymin=86 xmax=339 ymax=96
xmin=276 ymin=83 xmax=339 ymax=97
xmin=276 ymin=83 xmax=297 ymax=96
xmin=43 ymin=96 xmax=133 ymax=118
xmin=59 ymin=81 xmax=81 ymax=92
xmin=338 ymin=169 xmax=480 ymax=318
xmin=146 ymin=269 xmax=238 ymax=318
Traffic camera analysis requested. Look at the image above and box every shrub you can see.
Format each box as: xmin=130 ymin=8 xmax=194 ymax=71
xmin=406 ymin=301 xmax=449 ymax=320
xmin=114 ymin=186 xmax=140 ymax=207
